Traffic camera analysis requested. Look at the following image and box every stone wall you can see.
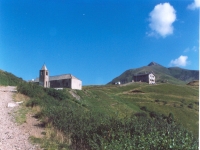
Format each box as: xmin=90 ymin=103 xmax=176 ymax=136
xmin=50 ymin=79 xmax=71 ymax=88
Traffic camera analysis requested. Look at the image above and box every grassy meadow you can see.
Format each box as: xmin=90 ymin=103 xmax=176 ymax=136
xmin=16 ymin=81 xmax=199 ymax=149
xmin=78 ymin=83 xmax=199 ymax=137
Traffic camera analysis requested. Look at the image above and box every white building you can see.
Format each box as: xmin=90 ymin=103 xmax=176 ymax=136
xmin=133 ymin=73 xmax=155 ymax=84
xmin=115 ymin=81 xmax=121 ymax=85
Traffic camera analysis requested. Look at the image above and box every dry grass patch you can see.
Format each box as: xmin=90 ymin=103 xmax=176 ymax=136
xmin=13 ymin=92 xmax=45 ymax=138
xmin=13 ymin=92 xmax=30 ymax=102
xmin=45 ymin=123 xmax=71 ymax=146
xmin=29 ymin=123 xmax=71 ymax=150
xmin=13 ymin=93 xmax=30 ymax=124
xmin=32 ymin=106 xmax=42 ymax=114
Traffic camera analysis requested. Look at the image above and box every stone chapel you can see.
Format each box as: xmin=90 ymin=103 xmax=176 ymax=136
xmin=32 ymin=64 xmax=82 ymax=90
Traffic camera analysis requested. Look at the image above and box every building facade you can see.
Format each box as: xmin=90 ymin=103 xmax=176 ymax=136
xmin=33 ymin=65 xmax=82 ymax=90
xmin=133 ymin=73 xmax=155 ymax=84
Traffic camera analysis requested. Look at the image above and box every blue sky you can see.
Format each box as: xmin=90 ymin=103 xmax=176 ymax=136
xmin=0 ymin=0 xmax=199 ymax=85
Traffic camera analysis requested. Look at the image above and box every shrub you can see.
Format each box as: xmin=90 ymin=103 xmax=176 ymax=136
xmin=134 ymin=112 xmax=147 ymax=118
xmin=181 ymin=99 xmax=185 ymax=103
xmin=161 ymin=114 xmax=168 ymax=120
xmin=163 ymin=101 xmax=167 ymax=105
xmin=188 ymin=103 xmax=193 ymax=109
xmin=149 ymin=111 xmax=160 ymax=119
xmin=82 ymin=104 xmax=87 ymax=108
xmin=44 ymin=88 xmax=69 ymax=101
xmin=167 ymin=113 xmax=174 ymax=124
xmin=17 ymin=82 xmax=44 ymax=98
xmin=26 ymin=99 xmax=41 ymax=107
xmin=140 ymin=106 xmax=147 ymax=111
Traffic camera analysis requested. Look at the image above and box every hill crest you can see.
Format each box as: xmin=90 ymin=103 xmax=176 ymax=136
xmin=0 ymin=69 xmax=23 ymax=86
xmin=148 ymin=62 xmax=162 ymax=66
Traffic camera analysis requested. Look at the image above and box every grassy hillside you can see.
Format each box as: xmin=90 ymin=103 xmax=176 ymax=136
xmin=17 ymin=82 xmax=198 ymax=149
xmin=0 ymin=69 xmax=23 ymax=86
xmin=108 ymin=62 xmax=199 ymax=85
xmin=78 ymin=83 xmax=199 ymax=137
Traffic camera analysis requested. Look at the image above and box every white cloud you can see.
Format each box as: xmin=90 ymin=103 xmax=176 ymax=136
xmin=170 ymin=55 xmax=189 ymax=67
xmin=148 ymin=3 xmax=176 ymax=37
xmin=187 ymin=0 xmax=200 ymax=10
xmin=192 ymin=46 xmax=198 ymax=52
xmin=184 ymin=46 xmax=198 ymax=53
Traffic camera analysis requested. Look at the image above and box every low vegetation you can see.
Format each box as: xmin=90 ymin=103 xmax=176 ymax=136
xmin=13 ymin=93 xmax=30 ymax=124
xmin=16 ymin=82 xmax=198 ymax=149
xmin=0 ymin=70 xmax=23 ymax=86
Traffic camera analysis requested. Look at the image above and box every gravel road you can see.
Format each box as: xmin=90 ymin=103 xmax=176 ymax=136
xmin=0 ymin=86 xmax=39 ymax=150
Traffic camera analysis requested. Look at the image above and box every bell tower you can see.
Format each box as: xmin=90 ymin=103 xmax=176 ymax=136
xmin=39 ymin=64 xmax=49 ymax=88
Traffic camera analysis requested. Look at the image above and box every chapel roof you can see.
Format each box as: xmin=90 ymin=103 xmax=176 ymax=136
xmin=33 ymin=74 xmax=80 ymax=82
xmin=49 ymin=74 xmax=80 ymax=81
xmin=41 ymin=64 xmax=48 ymax=70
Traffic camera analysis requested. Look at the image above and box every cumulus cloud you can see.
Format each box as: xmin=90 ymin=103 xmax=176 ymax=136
xmin=170 ymin=55 xmax=189 ymax=67
xmin=187 ymin=0 xmax=200 ymax=10
xmin=148 ymin=3 xmax=176 ymax=37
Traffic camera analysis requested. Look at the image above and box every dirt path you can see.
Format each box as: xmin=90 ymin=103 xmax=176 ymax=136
xmin=0 ymin=86 xmax=39 ymax=150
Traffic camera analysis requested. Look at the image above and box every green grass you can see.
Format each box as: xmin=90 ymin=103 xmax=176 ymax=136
xmin=78 ymin=83 xmax=199 ymax=137
xmin=17 ymin=82 xmax=199 ymax=149
xmin=29 ymin=133 xmax=71 ymax=150
xmin=13 ymin=93 xmax=30 ymax=124
xmin=0 ymin=69 xmax=23 ymax=86
xmin=14 ymin=107 xmax=29 ymax=124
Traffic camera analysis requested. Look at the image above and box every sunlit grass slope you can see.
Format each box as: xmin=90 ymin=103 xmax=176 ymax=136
xmin=17 ymin=82 xmax=198 ymax=149
xmin=0 ymin=69 xmax=23 ymax=86
xmin=77 ymin=83 xmax=199 ymax=137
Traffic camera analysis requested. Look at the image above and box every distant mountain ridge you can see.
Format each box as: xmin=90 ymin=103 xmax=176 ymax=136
xmin=108 ymin=62 xmax=199 ymax=85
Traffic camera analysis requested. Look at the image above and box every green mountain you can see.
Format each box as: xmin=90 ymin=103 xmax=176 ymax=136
xmin=0 ymin=69 xmax=23 ymax=86
xmin=108 ymin=62 xmax=199 ymax=84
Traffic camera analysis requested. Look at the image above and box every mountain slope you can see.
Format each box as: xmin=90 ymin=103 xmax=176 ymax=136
xmin=168 ymin=67 xmax=199 ymax=82
xmin=108 ymin=62 xmax=199 ymax=84
xmin=0 ymin=69 xmax=23 ymax=86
